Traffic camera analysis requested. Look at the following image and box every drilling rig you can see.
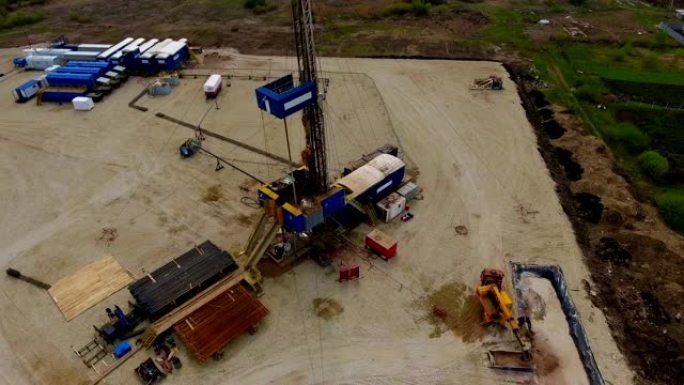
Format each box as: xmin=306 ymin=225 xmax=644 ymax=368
xmin=292 ymin=0 xmax=328 ymax=196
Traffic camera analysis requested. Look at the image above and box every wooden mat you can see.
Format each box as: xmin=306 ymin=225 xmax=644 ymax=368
xmin=49 ymin=255 xmax=134 ymax=321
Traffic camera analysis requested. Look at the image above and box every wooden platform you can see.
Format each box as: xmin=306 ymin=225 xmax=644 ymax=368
xmin=48 ymin=255 xmax=134 ymax=321
xmin=173 ymin=285 xmax=268 ymax=362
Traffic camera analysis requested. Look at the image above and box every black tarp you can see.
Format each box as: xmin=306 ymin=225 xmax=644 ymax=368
xmin=129 ymin=240 xmax=238 ymax=320
xmin=511 ymin=263 xmax=605 ymax=385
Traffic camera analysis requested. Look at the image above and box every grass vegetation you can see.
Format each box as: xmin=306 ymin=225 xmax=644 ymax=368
xmin=0 ymin=0 xmax=45 ymax=31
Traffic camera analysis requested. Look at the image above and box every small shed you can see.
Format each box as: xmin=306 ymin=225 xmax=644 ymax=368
xmin=72 ymin=96 xmax=94 ymax=111
xmin=376 ymin=192 xmax=406 ymax=223
xmin=365 ymin=229 xmax=398 ymax=260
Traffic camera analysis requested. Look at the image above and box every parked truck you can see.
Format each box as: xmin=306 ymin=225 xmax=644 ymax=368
xmin=204 ymin=74 xmax=222 ymax=98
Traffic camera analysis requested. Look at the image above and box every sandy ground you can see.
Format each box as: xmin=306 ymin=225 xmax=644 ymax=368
xmin=523 ymin=276 xmax=589 ymax=385
xmin=0 ymin=50 xmax=634 ymax=385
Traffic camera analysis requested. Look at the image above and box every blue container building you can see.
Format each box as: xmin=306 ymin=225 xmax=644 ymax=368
xmin=55 ymin=66 xmax=106 ymax=77
xmin=66 ymin=61 xmax=112 ymax=70
xmin=46 ymin=73 xmax=98 ymax=90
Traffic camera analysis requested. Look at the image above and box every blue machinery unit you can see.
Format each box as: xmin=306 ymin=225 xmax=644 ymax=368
xmin=255 ymin=75 xmax=317 ymax=119
xmin=257 ymin=152 xmax=404 ymax=233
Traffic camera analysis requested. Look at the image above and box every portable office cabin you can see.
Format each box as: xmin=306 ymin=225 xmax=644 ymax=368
xmin=41 ymin=88 xmax=87 ymax=103
xmin=63 ymin=51 xmax=101 ymax=62
xmin=55 ymin=66 xmax=105 ymax=77
xmin=66 ymin=61 xmax=112 ymax=69
xmin=46 ymin=73 xmax=97 ymax=89
xmin=97 ymin=37 xmax=134 ymax=60
xmin=77 ymin=44 xmax=111 ymax=52
xmin=24 ymin=48 xmax=72 ymax=59
xmin=26 ymin=55 xmax=60 ymax=70
xmin=110 ymin=38 xmax=145 ymax=66
xmin=138 ymin=38 xmax=159 ymax=54
xmin=155 ymin=40 xmax=189 ymax=72
xmin=12 ymin=79 xmax=41 ymax=103
xmin=139 ymin=38 xmax=172 ymax=74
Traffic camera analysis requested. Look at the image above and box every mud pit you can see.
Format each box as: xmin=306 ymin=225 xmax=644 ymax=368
xmin=0 ymin=49 xmax=633 ymax=385
xmin=523 ymin=276 xmax=589 ymax=385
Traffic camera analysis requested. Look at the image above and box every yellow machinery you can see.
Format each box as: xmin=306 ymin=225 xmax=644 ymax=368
xmin=476 ymin=269 xmax=531 ymax=357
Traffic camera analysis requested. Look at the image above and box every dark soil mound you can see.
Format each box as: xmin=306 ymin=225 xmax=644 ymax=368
xmin=594 ymin=237 xmax=631 ymax=265
xmin=574 ymin=192 xmax=603 ymax=224
xmin=555 ymin=147 xmax=583 ymax=181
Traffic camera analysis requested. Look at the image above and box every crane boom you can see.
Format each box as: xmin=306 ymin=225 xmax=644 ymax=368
xmin=292 ymin=0 xmax=328 ymax=195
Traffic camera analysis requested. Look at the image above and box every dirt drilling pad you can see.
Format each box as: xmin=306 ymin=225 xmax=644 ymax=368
xmin=0 ymin=51 xmax=632 ymax=385
xmin=48 ymin=255 xmax=134 ymax=321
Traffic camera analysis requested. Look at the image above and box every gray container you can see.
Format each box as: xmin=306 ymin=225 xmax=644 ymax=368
xmin=148 ymin=81 xmax=171 ymax=96
xmin=397 ymin=182 xmax=419 ymax=201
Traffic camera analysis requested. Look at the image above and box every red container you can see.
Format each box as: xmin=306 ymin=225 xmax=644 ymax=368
xmin=339 ymin=264 xmax=360 ymax=282
xmin=365 ymin=229 xmax=397 ymax=260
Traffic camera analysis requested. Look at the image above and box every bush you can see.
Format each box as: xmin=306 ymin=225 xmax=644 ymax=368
xmin=638 ymin=150 xmax=669 ymax=180
xmin=656 ymin=191 xmax=684 ymax=231
xmin=244 ymin=0 xmax=275 ymax=13
xmin=244 ymin=0 xmax=265 ymax=8
xmin=640 ymin=53 xmax=658 ymax=69
xmin=0 ymin=11 xmax=44 ymax=30
xmin=384 ymin=0 xmax=432 ymax=17
xmin=574 ymin=84 xmax=601 ymax=103
xmin=603 ymin=122 xmax=649 ymax=154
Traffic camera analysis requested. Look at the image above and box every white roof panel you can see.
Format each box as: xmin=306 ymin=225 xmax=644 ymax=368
xmin=98 ymin=37 xmax=134 ymax=59
xmin=336 ymin=165 xmax=384 ymax=199
xmin=367 ymin=154 xmax=404 ymax=177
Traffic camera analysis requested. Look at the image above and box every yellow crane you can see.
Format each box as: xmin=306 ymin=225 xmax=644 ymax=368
xmin=475 ymin=269 xmax=531 ymax=358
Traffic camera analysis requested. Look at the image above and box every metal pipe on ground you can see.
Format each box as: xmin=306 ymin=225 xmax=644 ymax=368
xmin=155 ymin=112 xmax=298 ymax=167
xmin=5 ymin=268 xmax=51 ymax=290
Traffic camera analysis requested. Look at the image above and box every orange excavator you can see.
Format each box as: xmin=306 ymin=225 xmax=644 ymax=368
xmin=475 ymin=269 xmax=532 ymax=361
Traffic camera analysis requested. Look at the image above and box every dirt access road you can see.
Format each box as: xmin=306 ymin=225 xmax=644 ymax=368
xmin=0 ymin=50 xmax=632 ymax=385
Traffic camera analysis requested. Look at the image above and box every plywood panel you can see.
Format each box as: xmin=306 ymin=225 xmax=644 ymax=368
xmin=48 ymin=255 xmax=134 ymax=321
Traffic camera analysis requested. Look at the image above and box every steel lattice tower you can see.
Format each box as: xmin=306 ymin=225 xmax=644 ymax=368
xmin=292 ymin=0 xmax=328 ymax=195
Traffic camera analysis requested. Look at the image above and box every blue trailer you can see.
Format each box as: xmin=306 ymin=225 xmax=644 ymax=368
xmin=155 ymin=40 xmax=189 ymax=72
xmin=66 ymin=61 xmax=112 ymax=69
xmin=46 ymin=73 xmax=97 ymax=89
xmin=41 ymin=88 xmax=87 ymax=103
xmin=55 ymin=66 xmax=105 ymax=77
xmin=12 ymin=79 xmax=41 ymax=103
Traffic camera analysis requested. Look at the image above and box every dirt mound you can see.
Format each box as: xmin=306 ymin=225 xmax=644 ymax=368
xmin=424 ymin=282 xmax=486 ymax=342
xmin=313 ymin=298 xmax=344 ymax=320
xmin=515 ymin=72 xmax=684 ymax=384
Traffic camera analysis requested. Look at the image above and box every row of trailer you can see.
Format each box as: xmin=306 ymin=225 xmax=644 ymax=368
xmin=12 ymin=60 xmax=128 ymax=104
xmin=17 ymin=37 xmax=189 ymax=75
xmin=12 ymin=36 xmax=189 ymax=105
